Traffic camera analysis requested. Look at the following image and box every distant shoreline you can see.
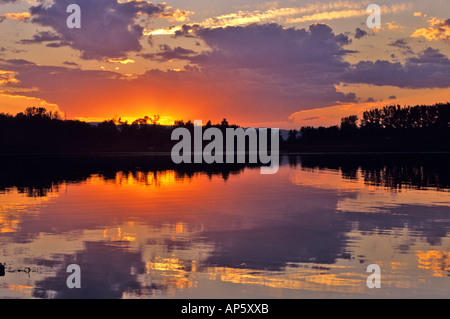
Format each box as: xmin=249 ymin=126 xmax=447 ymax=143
xmin=0 ymin=150 xmax=449 ymax=157
xmin=1 ymin=103 xmax=448 ymax=155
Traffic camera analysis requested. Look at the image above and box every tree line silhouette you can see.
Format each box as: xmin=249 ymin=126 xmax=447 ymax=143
xmin=0 ymin=107 xmax=179 ymax=152
xmin=281 ymin=103 xmax=449 ymax=152
xmin=0 ymin=103 xmax=448 ymax=153
xmin=0 ymin=107 xmax=269 ymax=155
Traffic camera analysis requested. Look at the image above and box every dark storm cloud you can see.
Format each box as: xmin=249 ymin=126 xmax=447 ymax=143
xmin=63 ymin=61 xmax=79 ymax=66
xmin=388 ymin=38 xmax=413 ymax=54
xmin=18 ymin=31 xmax=62 ymax=44
xmin=407 ymin=47 xmax=450 ymax=65
xmin=302 ymin=116 xmax=321 ymax=121
xmin=342 ymin=47 xmax=450 ymax=88
xmin=27 ymin=0 xmax=185 ymax=59
xmin=354 ymin=27 xmax=367 ymax=39
xmin=186 ymin=23 xmax=358 ymax=108
xmin=139 ymin=44 xmax=197 ymax=62
xmin=3 ymin=58 xmax=36 ymax=65
xmin=185 ymin=24 xmax=353 ymax=79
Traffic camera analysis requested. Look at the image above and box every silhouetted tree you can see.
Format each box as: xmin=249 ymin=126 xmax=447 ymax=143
xmin=1 ymin=104 xmax=448 ymax=154
xmin=174 ymin=120 xmax=185 ymax=127
xmin=287 ymin=129 xmax=299 ymax=143
xmin=281 ymin=103 xmax=449 ymax=152
xmin=340 ymin=115 xmax=358 ymax=130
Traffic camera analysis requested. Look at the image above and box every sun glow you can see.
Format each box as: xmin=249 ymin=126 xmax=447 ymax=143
xmin=74 ymin=115 xmax=175 ymax=126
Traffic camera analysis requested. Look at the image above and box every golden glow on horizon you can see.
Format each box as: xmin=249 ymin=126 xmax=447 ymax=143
xmin=74 ymin=115 xmax=175 ymax=126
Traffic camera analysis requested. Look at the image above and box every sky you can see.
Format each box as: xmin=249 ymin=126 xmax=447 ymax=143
xmin=0 ymin=0 xmax=449 ymax=128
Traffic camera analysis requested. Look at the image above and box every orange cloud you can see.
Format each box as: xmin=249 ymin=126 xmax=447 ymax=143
xmin=159 ymin=7 xmax=193 ymax=22
xmin=107 ymin=58 xmax=136 ymax=64
xmin=386 ymin=22 xmax=403 ymax=30
xmin=411 ymin=18 xmax=450 ymax=41
xmin=146 ymin=2 xmax=412 ymax=36
xmin=0 ymin=70 xmax=20 ymax=85
xmin=287 ymin=9 xmax=365 ymax=24
xmin=0 ymin=12 xmax=30 ymax=22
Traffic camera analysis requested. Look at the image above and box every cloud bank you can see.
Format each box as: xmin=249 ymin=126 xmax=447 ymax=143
xmin=28 ymin=0 xmax=189 ymax=59
xmin=1 ymin=20 xmax=450 ymax=123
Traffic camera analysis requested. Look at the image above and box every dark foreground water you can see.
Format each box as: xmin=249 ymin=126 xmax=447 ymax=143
xmin=0 ymin=153 xmax=448 ymax=298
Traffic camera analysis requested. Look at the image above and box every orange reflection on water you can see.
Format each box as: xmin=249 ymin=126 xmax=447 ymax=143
xmin=0 ymin=214 xmax=19 ymax=233
xmin=417 ymin=250 xmax=450 ymax=277
xmin=174 ymin=222 xmax=185 ymax=234
xmin=103 ymin=226 xmax=137 ymax=242
xmin=0 ymin=187 xmax=63 ymax=233
xmin=6 ymin=284 xmax=33 ymax=296
xmin=1 ymin=162 xmax=449 ymax=298
xmin=146 ymin=257 xmax=196 ymax=295
xmin=390 ymin=261 xmax=407 ymax=270
xmin=142 ymin=255 xmax=370 ymax=296
xmin=148 ymin=257 xmax=186 ymax=272
xmin=204 ymin=265 xmax=367 ymax=294
xmin=112 ymin=170 xmax=179 ymax=187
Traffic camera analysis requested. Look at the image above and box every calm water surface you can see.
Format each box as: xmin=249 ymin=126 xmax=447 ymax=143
xmin=0 ymin=154 xmax=449 ymax=298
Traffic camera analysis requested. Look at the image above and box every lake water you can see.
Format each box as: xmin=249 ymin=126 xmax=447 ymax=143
xmin=0 ymin=154 xmax=449 ymax=298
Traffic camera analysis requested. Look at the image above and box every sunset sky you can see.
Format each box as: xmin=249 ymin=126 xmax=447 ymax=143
xmin=0 ymin=0 xmax=449 ymax=128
